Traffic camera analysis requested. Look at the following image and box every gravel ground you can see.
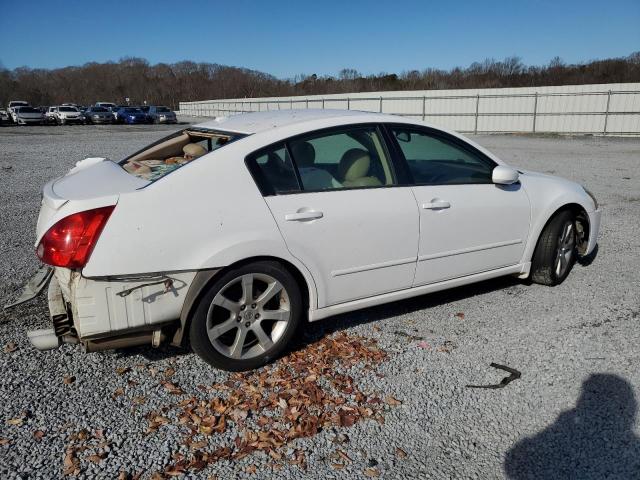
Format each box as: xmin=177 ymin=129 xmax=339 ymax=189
xmin=1 ymin=124 xmax=639 ymax=479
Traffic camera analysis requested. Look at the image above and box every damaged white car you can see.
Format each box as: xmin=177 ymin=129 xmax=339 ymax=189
xmin=12 ymin=109 xmax=601 ymax=371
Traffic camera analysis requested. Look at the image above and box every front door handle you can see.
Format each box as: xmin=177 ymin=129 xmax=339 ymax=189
xmin=285 ymin=211 xmax=324 ymax=221
xmin=422 ymin=200 xmax=451 ymax=210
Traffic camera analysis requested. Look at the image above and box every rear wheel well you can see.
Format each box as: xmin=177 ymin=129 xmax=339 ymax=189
xmin=174 ymin=256 xmax=311 ymax=347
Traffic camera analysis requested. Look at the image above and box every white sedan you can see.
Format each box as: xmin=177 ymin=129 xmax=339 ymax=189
xmin=22 ymin=109 xmax=601 ymax=371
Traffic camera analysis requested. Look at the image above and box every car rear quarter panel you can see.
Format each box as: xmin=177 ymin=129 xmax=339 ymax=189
xmin=82 ymin=140 xmax=318 ymax=306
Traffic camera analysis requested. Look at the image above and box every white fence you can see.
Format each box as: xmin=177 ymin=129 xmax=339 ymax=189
xmin=179 ymin=83 xmax=640 ymax=135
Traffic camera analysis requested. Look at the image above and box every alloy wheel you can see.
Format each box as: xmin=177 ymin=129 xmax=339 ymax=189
xmin=206 ymin=273 xmax=291 ymax=360
xmin=555 ymin=221 xmax=575 ymax=278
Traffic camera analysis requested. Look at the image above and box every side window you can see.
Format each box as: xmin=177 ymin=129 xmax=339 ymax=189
xmin=249 ymin=144 xmax=300 ymax=195
xmin=390 ymin=127 xmax=494 ymax=185
xmin=287 ymin=127 xmax=395 ymax=191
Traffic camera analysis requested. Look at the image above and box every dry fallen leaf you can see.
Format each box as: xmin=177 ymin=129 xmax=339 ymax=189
xmin=112 ymin=387 xmax=125 ymax=399
xmin=116 ymin=367 xmax=131 ymax=376
xmin=87 ymin=452 xmax=107 ymax=464
xmin=455 ymin=312 xmax=465 ymax=320
xmin=0 ymin=438 xmax=11 ymax=445
xmin=7 ymin=418 xmax=24 ymax=426
xmin=364 ymin=467 xmax=380 ymax=477
xmin=395 ymin=447 xmax=407 ymax=458
xmin=4 ymin=342 xmax=18 ymax=353
xmin=33 ymin=430 xmax=45 ymax=440
xmin=164 ymin=367 xmax=176 ymax=377
xmin=63 ymin=375 xmax=76 ymax=385
xmin=384 ymin=395 xmax=402 ymax=406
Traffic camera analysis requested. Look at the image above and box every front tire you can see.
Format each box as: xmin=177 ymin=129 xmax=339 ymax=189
xmin=531 ymin=210 xmax=577 ymax=286
xmin=189 ymin=261 xmax=302 ymax=371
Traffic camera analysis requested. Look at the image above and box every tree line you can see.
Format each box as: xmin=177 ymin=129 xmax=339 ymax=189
xmin=1 ymin=53 xmax=639 ymax=109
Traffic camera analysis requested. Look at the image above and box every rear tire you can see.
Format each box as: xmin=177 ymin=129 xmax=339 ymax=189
xmin=531 ymin=210 xmax=577 ymax=286
xmin=189 ymin=261 xmax=302 ymax=371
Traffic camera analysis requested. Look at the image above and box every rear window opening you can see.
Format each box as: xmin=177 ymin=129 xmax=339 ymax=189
xmin=120 ymin=129 xmax=243 ymax=182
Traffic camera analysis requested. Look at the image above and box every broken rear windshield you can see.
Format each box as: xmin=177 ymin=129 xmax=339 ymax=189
xmin=120 ymin=128 xmax=245 ymax=182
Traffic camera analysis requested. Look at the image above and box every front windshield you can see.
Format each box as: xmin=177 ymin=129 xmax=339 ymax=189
xmin=91 ymin=107 xmax=109 ymax=112
xmin=124 ymin=108 xmax=142 ymax=113
xmin=120 ymin=129 xmax=244 ymax=182
xmin=59 ymin=107 xmax=78 ymax=112
xmin=18 ymin=107 xmax=39 ymax=113
xmin=156 ymin=107 xmax=170 ymax=112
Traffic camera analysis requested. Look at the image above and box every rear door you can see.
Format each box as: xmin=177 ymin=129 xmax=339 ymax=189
xmin=248 ymin=125 xmax=419 ymax=307
xmin=385 ymin=125 xmax=530 ymax=286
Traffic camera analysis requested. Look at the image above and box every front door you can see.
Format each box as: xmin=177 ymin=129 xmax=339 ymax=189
xmin=248 ymin=125 xmax=420 ymax=307
xmin=386 ymin=125 xmax=530 ymax=286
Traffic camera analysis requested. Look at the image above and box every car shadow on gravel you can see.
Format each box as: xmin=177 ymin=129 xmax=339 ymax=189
xmin=297 ymin=275 xmax=523 ymax=348
xmin=504 ymin=373 xmax=640 ymax=479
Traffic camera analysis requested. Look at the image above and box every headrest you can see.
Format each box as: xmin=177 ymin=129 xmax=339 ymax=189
xmin=339 ymin=148 xmax=371 ymax=181
xmin=183 ymin=143 xmax=207 ymax=158
xmin=290 ymin=141 xmax=315 ymax=167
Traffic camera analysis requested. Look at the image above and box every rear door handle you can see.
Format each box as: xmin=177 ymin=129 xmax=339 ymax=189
xmin=285 ymin=211 xmax=324 ymax=221
xmin=422 ymin=200 xmax=451 ymax=210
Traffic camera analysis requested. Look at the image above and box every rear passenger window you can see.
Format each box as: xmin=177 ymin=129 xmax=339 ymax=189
xmin=249 ymin=145 xmax=300 ymax=194
xmin=287 ymin=127 xmax=395 ymax=191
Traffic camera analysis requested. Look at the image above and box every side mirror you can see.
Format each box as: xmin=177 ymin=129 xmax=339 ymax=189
xmin=492 ymin=165 xmax=519 ymax=185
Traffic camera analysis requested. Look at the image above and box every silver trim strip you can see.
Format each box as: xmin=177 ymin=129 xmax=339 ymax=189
xmin=418 ymin=239 xmax=522 ymax=262
xmin=331 ymin=256 xmax=417 ymax=277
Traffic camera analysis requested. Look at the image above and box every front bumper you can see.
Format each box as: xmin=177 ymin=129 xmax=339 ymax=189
xmin=62 ymin=117 xmax=85 ymax=124
xmin=585 ymin=208 xmax=602 ymax=255
xmin=91 ymin=117 xmax=112 ymax=124
xmin=17 ymin=118 xmax=43 ymax=125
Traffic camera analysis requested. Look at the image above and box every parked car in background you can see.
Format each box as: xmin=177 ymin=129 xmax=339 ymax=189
xmin=46 ymin=106 xmax=85 ymax=125
xmin=146 ymin=105 xmax=177 ymax=124
xmin=13 ymin=106 xmax=45 ymax=125
xmin=7 ymin=101 xmax=30 ymax=123
xmin=22 ymin=109 xmax=601 ymax=371
xmin=83 ymin=106 xmax=113 ymax=124
xmin=95 ymin=102 xmax=118 ymax=110
xmin=0 ymin=109 xmax=9 ymax=125
xmin=115 ymin=106 xmax=148 ymax=124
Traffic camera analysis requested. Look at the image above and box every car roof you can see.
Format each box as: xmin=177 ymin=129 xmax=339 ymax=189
xmin=193 ymin=109 xmax=406 ymax=135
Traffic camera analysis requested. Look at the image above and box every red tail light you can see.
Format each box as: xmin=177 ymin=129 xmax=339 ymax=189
xmin=36 ymin=206 xmax=115 ymax=269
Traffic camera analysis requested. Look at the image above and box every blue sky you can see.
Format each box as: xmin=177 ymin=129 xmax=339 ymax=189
xmin=1 ymin=0 xmax=638 ymax=78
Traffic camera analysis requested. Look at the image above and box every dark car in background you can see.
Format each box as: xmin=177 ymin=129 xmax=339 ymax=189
xmin=83 ymin=106 xmax=113 ymax=124
xmin=115 ymin=107 xmax=148 ymax=124
xmin=146 ymin=105 xmax=177 ymax=124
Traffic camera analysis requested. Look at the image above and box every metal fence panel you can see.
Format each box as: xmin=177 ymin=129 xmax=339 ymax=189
xmin=179 ymin=83 xmax=640 ymax=135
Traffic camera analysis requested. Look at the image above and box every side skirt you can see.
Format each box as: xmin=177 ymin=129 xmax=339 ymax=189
xmin=309 ymin=263 xmax=526 ymax=322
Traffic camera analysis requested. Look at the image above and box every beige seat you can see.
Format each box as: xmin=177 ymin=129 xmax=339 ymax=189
xmin=338 ymin=149 xmax=382 ymax=187
xmin=183 ymin=143 xmax=207 ymax=159
xmin=290 ymin=141 xmax=342 ymax=190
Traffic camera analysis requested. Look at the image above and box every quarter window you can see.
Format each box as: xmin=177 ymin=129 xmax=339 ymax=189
xmin=287 ymin=126 xmax=395 ymax=191
xmin=390 ymin=127 xmax=494 ymax=185
xmin=249 ymin=144 xmax=301 ymax=194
